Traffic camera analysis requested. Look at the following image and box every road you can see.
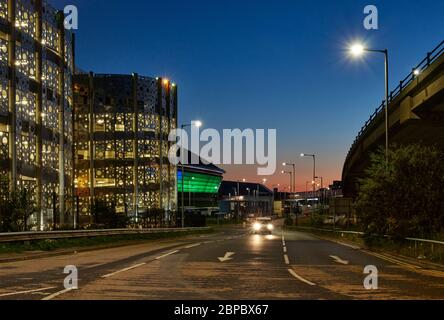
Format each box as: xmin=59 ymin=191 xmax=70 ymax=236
xmin=0 ymin=224 xmax=443 ymax=300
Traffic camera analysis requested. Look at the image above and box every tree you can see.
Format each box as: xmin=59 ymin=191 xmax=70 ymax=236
xmin=0 ymin=177 xmax=38 ymax=232
xmin=355 ymin=144 xmax=444 ymax=239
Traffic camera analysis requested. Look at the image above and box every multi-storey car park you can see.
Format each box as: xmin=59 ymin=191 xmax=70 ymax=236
xmin=0 ymin=0 xmax=74 ymax=229
xmin=73 ymin=73 xmax=178 ymax=225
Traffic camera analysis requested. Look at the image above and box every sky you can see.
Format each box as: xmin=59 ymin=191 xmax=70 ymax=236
xmin=53 ymin=0 xmax=444 ymax=191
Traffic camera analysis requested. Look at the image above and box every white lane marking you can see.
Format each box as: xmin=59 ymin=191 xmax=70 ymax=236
xmin=218 ymin=252 xmax=235 ymax=262
xmin=329 ymin=255 xmax=349 ymax=265
xmin=155 ymin=250 xmax=180 ymax=260
xmin=0 ymin=286 xmax=56 ymax=298
xmin=288 ymin=269 xmax=316 ymax=286
xmin=283 ymin=246 xmax=287 ymax=253
xmin=335 ymin=241 xmax=361 ymax=250
xmin=284 ymin=254 xmax=290 ymax=265
xmin=101 ymin=262 xmax=147 ymax=278
xmin=184 ymin=243 xmax=201 ymax=249
xmin=41 ymin=288 xmax=74 ymax=300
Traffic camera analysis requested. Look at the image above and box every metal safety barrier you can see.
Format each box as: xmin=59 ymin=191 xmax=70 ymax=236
xmin=292 ymin=226 xmax=444 ymax=246
xmin=0 ymin=227 xmax=211 ymax=243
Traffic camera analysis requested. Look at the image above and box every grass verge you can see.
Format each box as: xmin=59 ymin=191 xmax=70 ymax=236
xmin=0 ymin=228 xmax=214 ymax=255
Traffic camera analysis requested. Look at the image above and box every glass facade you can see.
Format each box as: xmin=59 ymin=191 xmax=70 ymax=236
xmin=0 ymin=0 xmax=74 ymax=229
xmin=177 ymin=170 xmax=222 ymax=194
xmin=73 ymin=73 xmax=177 ymax=224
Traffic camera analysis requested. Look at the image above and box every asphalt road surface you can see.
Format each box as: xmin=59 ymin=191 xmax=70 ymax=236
xmin=0 ymin=224 xmax=443 ymax=300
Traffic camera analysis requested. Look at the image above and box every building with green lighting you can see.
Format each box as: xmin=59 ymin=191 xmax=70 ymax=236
xmin=178 ymin=158 xmax=225 ymax=210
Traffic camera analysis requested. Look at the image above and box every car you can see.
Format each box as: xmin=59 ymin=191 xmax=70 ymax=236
xmin=251 ymin=218 xmax=274 ymax=235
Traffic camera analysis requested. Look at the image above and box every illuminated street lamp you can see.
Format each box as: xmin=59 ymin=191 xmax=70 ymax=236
xmin=348 ymin=42 xmax=389 ymax=162
xmin=180 ymin=120 xmax=203 ymax=228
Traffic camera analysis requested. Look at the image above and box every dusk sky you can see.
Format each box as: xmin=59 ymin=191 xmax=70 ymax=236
xmin=54 ymin=0 xmax=444 ymax=191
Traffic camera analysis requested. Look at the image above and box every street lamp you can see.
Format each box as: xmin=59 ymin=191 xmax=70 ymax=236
xmin=315 ymin=176 xmax=324 ymax=205
xmin=283 ymin=162 xmax=297 ymax=224
xmin=282 ymin=171 xmax=293 ymax=217
xmin=349 ymin=42 xmax=389 ymax=162
xmin=282 ymin=162 xmax=296 ymax=195
xmin=180 ymin=120 xmax=202 ymax=228
xmin=301 ymin=153 xmax=316 ymax=198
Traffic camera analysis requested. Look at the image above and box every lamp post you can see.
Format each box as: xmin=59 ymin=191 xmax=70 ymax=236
xmin=180 ymin=120 xmax=202 ymax=228
xmin=283 ymin=162 xmax=297 ymax=225
xmin=236 ymin=179 xmax=246 ymax=222
xmin=282 ymin=171 xmax=292 ymax=217
xmin=301 ymin=153 xmax=316 ymax=200
xmin=315 ymin=176 xmax=323 ymax=206
xmin=349 ymin=43 xmax=389 ymax=162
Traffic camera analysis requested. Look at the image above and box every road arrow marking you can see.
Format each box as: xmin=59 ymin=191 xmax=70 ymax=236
xmin=329 ymin=255 xmax=349 ymax=265
xmin=218 ymin=252 xmax=235 ymax=262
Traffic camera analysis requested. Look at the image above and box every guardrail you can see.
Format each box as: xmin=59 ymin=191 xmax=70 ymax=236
xmin=293 ymin=226 xmax=444 ymax=245
xmin=346 ymin=40 xmax=444 ymax=162
xmin=0 ymin=227 xmax=211 ymax=243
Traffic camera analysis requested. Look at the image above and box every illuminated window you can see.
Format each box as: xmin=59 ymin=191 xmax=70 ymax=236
xmin=16 ymin=0 xmax=36 ymax=38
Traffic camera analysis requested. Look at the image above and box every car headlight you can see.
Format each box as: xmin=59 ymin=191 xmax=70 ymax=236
xmin=267 ymin=223 xmax=274 ymax=230
xmin=253 ymin=223 xmax=262 ymax=231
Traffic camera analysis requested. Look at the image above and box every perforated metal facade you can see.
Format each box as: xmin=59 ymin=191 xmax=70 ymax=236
xmin=0 ymin=0 xmax=74 ymax=229
xmin=73 ymin=73 xmax=177 ymax=223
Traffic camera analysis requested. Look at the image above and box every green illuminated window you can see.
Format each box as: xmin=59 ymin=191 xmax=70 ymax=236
xmin=178 ymin=171 xmax=222 ymax=194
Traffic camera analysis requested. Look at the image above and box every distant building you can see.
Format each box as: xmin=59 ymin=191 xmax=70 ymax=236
xmin=218 ymin=181 xmax=273 ymax=218
xmin=73 ymin=73 xmax=177 ymax=224
xmin=0 ymin=0 xmax=74 ymax=228
xmin=177 ymin=152 xmax=225 ymax=212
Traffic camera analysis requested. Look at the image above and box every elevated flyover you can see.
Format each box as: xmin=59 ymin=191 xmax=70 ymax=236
xmin=342 ymin=41 xmax=444 ymax=197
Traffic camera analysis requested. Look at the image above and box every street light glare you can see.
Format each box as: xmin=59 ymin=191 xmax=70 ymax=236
xmin=300 ymin=153 xmax=305 ymax=157
xmin=193 ymin=120 xmax=203 ymax=128
xmin=413 ymin=69 xmax=421 ymax=76
xmin=350 ymin=43 xmax=365 ymax=57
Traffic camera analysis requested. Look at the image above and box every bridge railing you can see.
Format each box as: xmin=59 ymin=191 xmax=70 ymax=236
xmin=346 ymin=40 xmax=444 ymax=162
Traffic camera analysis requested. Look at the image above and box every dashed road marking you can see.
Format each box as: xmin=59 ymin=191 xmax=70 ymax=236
xmin=0 ymin=286 xmax=56 ymax=298
xmin=184 ymin=243 xmax=201 ymax=249
xmin=284 ymin=254 xmax=290 ymax=265
xmin=283 ymin=246 xmax=287 ymax=253
xmin=155 ymin=250 xmax=180 ymax=260
xmin=101 ymin=262 xmax=147 ymax=278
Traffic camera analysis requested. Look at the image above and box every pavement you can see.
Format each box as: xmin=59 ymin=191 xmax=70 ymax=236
xmin=0 ymin=223 xmax=443 ymax=300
